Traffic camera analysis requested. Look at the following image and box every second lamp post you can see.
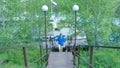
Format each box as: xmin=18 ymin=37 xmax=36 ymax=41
xmin=42 ymin=5 xmax=48 ymax=61
xmin=73 ymin=4 xmax=79 ymax=65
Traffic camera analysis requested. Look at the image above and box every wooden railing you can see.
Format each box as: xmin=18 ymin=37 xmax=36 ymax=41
xmin=0 ymin=45 xmax=48 ymax=68
xmin=1 ymin=39 xmax=120 ymax=68
xmin=72 ymin=45 xmax=120 ymax=68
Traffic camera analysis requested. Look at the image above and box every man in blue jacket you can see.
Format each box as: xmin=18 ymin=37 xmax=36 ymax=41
xmin=56 ymin=33 xmax=66 ymax=52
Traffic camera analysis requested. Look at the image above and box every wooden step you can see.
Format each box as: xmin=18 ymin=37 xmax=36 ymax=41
xmin=47 ymin=52 xmax=74 ymax=68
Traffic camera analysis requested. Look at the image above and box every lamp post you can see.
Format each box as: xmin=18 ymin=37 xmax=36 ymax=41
xmin=42 ymin=5 xmax=48 ymax=62
xmin=73 ymin=5 xmax=79 ymax=65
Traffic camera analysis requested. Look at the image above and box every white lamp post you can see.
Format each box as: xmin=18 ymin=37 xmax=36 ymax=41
xmin=72 ymin=4 xmax=79 ymax=65
xmin=42 ymin=5 xmax=48 ymax=62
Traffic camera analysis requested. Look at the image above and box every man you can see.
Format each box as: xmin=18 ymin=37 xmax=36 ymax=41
xmin=49 ymin=35 xmax=55 ymax=46
xmin=56 ymin=33 xmax=66 ymax=52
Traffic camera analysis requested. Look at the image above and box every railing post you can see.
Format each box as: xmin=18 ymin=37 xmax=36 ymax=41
xmin=89 ymin=46 xmax=93 ymax=68
xmin=23 ymin=47 xmax=28 ymax=68
xmin=39 ymin=45 xmax=42 ymax=68
xmin=78 ymin=46 xmax=80 ymax=68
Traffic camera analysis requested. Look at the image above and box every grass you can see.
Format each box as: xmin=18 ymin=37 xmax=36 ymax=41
xmin=0 ymin=43 xmax=46 ymax=68
xmin=75 ymin=48 xmax=120 ymax=68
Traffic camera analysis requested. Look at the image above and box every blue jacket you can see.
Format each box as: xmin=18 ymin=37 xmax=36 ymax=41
xmin=56 ymin=36 xmax=66 ymax=46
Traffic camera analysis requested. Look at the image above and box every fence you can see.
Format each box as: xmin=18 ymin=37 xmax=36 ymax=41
xmin=1 ymin=39 xmax=120 ymax=68
xmin=0 ymin=44 xmax=48 ymax=68
xmin=73 ymin=45 xmax=120 ymax=68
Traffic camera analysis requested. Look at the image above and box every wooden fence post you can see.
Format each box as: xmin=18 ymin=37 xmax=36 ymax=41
xmin=23 ymin=47 xmax=28 ymax=68
xmin=78 ymin=46 xmax=80 ymax=68
xmin=39 ymin=45 xmax=42 ymax=68
xmin=89 ymin=46 xmax=93 ymax=68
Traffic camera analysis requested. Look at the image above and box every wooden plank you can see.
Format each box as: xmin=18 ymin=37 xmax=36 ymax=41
xmin=47 ymin=52 xmax=74 ymax=68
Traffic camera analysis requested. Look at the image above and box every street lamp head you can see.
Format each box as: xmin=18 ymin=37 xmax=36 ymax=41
xmin=42 ymin=5 xmax=48 ymax=12
xmin=73 ymin=5 xmax=79 ymax=11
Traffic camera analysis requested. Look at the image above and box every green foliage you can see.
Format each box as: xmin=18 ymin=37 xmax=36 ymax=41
xmin=0 ymin=45 xmax=46 ymax=68
xmin=0 ymin=0 xmax=120 ymax=46
xmin=75 ymin=48 xmax=120 ymax=68
xmin=93 ymin=49 xmax=120 ymax=68
xmin=0 ymin=0 xmax=120 ymax=68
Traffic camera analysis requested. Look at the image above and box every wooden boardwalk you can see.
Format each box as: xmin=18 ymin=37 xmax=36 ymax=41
xmin=47 ymin=52 xmax=74 ymax=68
